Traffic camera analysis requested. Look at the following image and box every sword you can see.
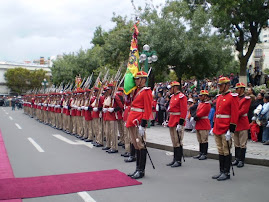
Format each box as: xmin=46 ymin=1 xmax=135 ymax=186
xmin=133 ymin=119 xmax=155 ymax=169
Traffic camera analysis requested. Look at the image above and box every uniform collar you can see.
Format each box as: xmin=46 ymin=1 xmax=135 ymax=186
xmin=221 ymin=90 xmax=230 ymax=95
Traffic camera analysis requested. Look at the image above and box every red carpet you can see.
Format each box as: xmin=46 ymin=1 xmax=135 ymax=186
xmin=0 ymin=129 xmax=21 ymax=202
xmin=0 ymin=169 xmax=142 ymax=200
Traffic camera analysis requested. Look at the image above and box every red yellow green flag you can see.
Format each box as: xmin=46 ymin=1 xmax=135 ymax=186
xmin=124 ymin=22 xmax=140 ymax=95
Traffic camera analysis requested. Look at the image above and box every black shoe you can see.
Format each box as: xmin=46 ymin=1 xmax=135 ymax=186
xmin=212 ymin=172 xmax=223 ymax=179
xmin=95 ymin=143 xmax=103 ymax=147
xmin=127 ymin=170 xmax=137 ymax=177
xmin=102 ymin=147 xmax=110 ymax=150
xmin=85 ymin=139 xmax=93 ymax=142
xmin=125 ymin=156 xmax=136 ymax=162
xmin=131 ymin=170 xmax=144 ymax=179
xmin=107 ymin=149 xmax=118 ymax=154
xmin=232 ymin=159 xmax=239 ymax=166
xmin=193 ymin=153 xmax=202 ymax=159
xmin=122 ymin=145 xmax=125 ymax=149
xmin=199 ymin=154 xmax=207 ymax=160
xmin=171 ymin=161 xmax=181 ymax=167
xmin=217 ymin=173 xmax=230 ymax=181
xmin=121 ymin=152 xmax=130 ymax=157
xmin=118 ymin=142 xmax=124 ymax=146
xmin=166 ymin=160 xmax=175 ymax=166
xmin=237 ymin=161 xmax=244 ymax=168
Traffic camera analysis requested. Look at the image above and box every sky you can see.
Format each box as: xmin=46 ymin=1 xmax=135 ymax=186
xmin=0 ymin=0 xmax=165 ymax=63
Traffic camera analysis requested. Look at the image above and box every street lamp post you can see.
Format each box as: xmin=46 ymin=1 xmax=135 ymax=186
xmin=139 ymin=44 xmax=158 ymax=87
xmin=41 ymin=78 xmax=48 ymax=93
xmin=139 ymin=44 xmax=158 ymax=128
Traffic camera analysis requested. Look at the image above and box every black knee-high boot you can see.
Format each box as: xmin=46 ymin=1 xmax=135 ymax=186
xmin=125 ymin=144 xmax=136 ymax=162
xmin=212 ymin=154 xmax=225 ymax=179
xmin=127 ymin=149 xmax=139 ymax=177
xmin=131 ymin=149 xmax=146 ymax=179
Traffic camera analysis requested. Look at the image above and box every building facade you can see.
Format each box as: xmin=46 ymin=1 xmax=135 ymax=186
xmin=0 ymin=62 xmax=51 ymax=95
xmin=248 ymin=26 xmax=269 ymax=71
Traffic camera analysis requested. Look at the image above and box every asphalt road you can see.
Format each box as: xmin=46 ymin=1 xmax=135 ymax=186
xmin=0 ymin=107 xmax=268 ymax=202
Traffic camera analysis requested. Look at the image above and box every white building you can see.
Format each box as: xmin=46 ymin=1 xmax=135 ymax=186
xmin=248 ymin=26 xmax=269 ymax=71
xmin=0 ymin=62 xmax=51 ymax=95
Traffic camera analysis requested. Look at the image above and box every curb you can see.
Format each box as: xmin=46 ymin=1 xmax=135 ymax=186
xmin=147 ymin=142 xmax=269 ymax=167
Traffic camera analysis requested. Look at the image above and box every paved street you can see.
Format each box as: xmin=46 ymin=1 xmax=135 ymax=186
xmin=0 ymin=107 xmax=269 ymax=202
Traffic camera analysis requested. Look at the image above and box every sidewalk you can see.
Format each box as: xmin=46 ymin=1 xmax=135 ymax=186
xmin=146 ymin=125 xmax=269 ymax=167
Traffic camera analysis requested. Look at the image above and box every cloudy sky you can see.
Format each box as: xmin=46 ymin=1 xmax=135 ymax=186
xmin=0 ymin=0 xmax=165 ymax=63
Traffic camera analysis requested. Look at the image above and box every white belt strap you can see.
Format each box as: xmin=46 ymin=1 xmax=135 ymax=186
xmin=216 ymin=114 xmax=231 ymax=118
xmin=170 ymin=112 xmax=181 ymax=115
xmin=242 ymin=113 xmax=247 ymax=117
xmin=131 ymin=107 xmax=144 ymax=112
xmin=200 ymin=116 xmax=208 ymax=119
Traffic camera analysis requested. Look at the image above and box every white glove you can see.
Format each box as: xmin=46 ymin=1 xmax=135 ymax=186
xmin=138 ymin=125 xmax=145 ymax=137
xmin=176 ymin=124 xmax=183 ymax=132
xmin=78 ymin=107 xmax=81 ymax=110
xmin=108 ymin=108 xmax=114 ymax=113
xmin=84 ymin=107 xmax=88 ymax=110
xmin=81 ymin=106 xmax=85 ymax=110
xmin=93 ymin=107 xmax=98 ymax=112
xmin=225 ymin=130 xmax=231 ymax=141
xmin=103 ymin=108 xmax=108 ymax=113
xmin=266 ymin=121 xmax=269 ymax=128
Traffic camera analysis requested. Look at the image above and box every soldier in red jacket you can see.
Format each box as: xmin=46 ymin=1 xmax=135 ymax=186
xmin=126 ymin=71 xmax=153 ymax=179
xmin=232 ymin=82 xmax=251 ymax=168
xmin=166 ymin=81 xmax=187 ymax=168
xmin=212 ymin=77 xmax=239 ymax=181
xmin=193 ymin=90 xmax=211 ymax=160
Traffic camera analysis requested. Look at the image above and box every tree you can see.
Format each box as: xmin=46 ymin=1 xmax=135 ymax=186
xmin=4 ymin=68 xmax=47 ymax=95
xmin=139 ymin=1 xmax=236 ymax=83
xmin=208 ymin=0 xmax=269 ymax=78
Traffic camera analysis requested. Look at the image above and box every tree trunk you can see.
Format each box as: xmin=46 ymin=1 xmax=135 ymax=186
xmin=239 ymin=56 xmax=248 ymax=84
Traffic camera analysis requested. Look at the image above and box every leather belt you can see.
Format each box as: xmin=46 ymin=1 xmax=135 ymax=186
xmin=131 ymin=107 xmax=144 ymax=112
xmin=216 ymin=114 xmax=231 ymax=118
xmin=170 ymin=112 xmax=181 ymax=115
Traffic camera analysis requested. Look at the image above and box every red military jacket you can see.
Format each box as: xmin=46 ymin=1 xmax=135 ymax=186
xmin=213 ymin=92 xmax=239 ymax=135
xmin=91 ymin=96 xmax=104 ymax=119
xmin=126 ymin=87 xmax=153 ymax=127
xmin=115 ymin=92 xmax=124 ymax=120
xmin=65 ymin=99 xmax=71 ymax=116
xmin=84 ymin=98 xmax=94 ymax=121
xmin=123 ymin=95 xmax=132 ymax=122
xmin=168 ymin=92 xmax=187 ymax=127
xmin=195 ymin=101 xmax=211 ymax=130
xmin=235 ymin=95 xmax=251 ymax=131
xmin=71 ymin=98 xmax=77 ymax=116
xmin=103 ymin=95 xmax=124 ymax=121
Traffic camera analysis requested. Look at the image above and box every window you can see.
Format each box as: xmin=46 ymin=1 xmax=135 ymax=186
xmin=254 ymin=49 xmax=263 ymax=58
xmin=264 ymin=35 xmax=268 ymax=38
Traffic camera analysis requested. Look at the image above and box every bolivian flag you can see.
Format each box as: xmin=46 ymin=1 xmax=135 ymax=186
xmin=124 ymin=22 xmax=140 ymax=95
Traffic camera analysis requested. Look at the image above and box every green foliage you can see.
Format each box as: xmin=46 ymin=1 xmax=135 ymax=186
xmin=208 ymin=0 xmax=269 ymax=75
xmin=51 ymin=0 xmax=248 ymax=86
xmin=253 ymin=84 xmax=267 ymax=95
xmin=4 ymin=68 xmax=46 ymax=94
xmin=264 ymin=68 xmax=269 ymax=75
xmin=139 ymin=1 xmax=236 ymax=81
